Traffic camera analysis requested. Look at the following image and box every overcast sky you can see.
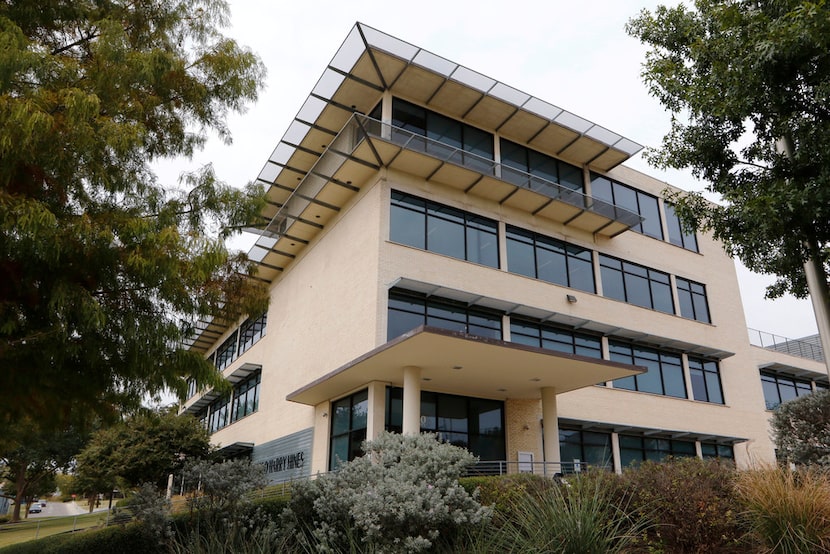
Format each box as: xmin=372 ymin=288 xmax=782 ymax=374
xmin=155 ymin=0 xmax=819 ymax=341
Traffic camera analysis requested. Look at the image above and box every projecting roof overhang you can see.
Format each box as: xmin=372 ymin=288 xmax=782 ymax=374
xmin=558 ymin=418 xmax=747 ymax=445
xmin=286 ymin=325 xmax=645 ymax=406
xmin=215 ymin=442 xmax=255 ymax=460
xmin=392 ymin=277 xmax=736 ymax=360
xmin=758 ymin=361 xmax=830 ymax=383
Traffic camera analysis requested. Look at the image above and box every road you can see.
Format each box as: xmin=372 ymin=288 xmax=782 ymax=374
xmin=25 ymin=500 xmax=107 ymax=519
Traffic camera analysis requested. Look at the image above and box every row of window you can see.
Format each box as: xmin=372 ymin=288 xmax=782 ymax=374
xmin=197 ymin=371 xmax=262 ymax=434
xmin=560 ymin=427 xmax=734 ymax=471
xmin=378 ymin=97 xmax=698 ymax=251
xmin=387 ymin=289 xmax=723 ymax=404
xmin=391 ymin=191 xmax=711 ymax=322
xmin=761 ymin=372 xmax=828 ymax=410
xmin=210 ymin=312 xmax=268 ymax=371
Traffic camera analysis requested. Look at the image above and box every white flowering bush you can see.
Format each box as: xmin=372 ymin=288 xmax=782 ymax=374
xmin=284 ymin=432 xmax=492 ymax=553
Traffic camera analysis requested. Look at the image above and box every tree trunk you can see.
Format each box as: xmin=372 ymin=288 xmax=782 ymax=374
xmin=804 ymin=237 xmax=830 ymax=374
xmin=10 ymin=462 xmax=26 ymax=522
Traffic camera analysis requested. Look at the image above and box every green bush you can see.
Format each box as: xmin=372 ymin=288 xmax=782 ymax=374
xmin=0 ymin=523 xmax=158 ymax=554
xmin=460 ymin=473 xmax=553 ymax=524
xmin=621 ymin=457 xmax=746 ymax=553
xmin=737 ymin=466 xmax=830 ymax=552
xmin=283 ymin=431 xmax=491 ymax=553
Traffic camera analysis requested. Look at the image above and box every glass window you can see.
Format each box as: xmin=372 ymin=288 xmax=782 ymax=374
xmin=664 ymin=203 xmax=699 ymax=252
xmin=559 ymin=428 xmax=612 ymax=472
xmin=590 ymin=173 xmax=664 ymax=239
xmin=238 ymin=312 xmax=267 ymax=355
xmin=329 ymin=389 xmax=368 ymax=469
xmin=506 ymin=226 xmax=595 ymax=292
xmin=619 ymin=434 xmax=696 ymax=467
xmin=676 ymin=277 xmax=711 ymax=323
xmin=500 ymin=139 xmax=584 ymax=193
xmin=213 ymin=330 xmax=239 ymax=371
xmin=392 ymin=98 xmax=495 ymax=164
xmin=689 ymin=358 xmax=723 ymax=404
xmin=390 ymin=191 xmax=499 ymax=268
xmin=599 ymin=255 xmax=673 ymax=314
xmin=231 ymin=371 xmax=261 ymax=422
xmin=510 ymin=319 xmax=602 ymax=359
xmin=386 ymin=388 xmax=505 ymax=461
xmin=761 ymin=372 xmax=816 ymax=410
xmin=611 ymin=341 xmax=687 ymax=399
xmin=388 ymin=290 xmax=502 ymax=341
xmin=701 ymin=442 xmax=734 ymax=460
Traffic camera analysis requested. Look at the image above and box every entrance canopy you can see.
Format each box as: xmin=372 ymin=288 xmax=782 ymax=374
xmin=287 ymin=326 xmax=644 ymax=405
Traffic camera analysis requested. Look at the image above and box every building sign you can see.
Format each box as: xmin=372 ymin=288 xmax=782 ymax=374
xmin=251 ymin=428 xmax=312 ymax=484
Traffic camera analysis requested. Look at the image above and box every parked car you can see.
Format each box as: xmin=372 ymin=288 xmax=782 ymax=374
xmin=40 ymin=501 xmax=47 ymax=507
xmin=28 ymin=505 xmax=41 ymax=514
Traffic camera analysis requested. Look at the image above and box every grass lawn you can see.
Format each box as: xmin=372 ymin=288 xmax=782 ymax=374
xmin=0 ymin=512 xmax=107 ymax=548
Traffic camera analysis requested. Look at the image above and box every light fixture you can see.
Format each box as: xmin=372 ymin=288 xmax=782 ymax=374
xmin=452 ymin=365 xmax=463 ymax=370
xmin=566 ymin=294 xmax=577 ymax=303
xmin=322 ymin=412 xmax=328 ymax=418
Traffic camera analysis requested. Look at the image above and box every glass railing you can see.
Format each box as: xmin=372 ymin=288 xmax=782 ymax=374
xmin=351 ymin=114 xmax=643 ymax=228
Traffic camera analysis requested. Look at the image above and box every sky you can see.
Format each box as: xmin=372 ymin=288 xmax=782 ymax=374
xmin=155 ymin=0 xmax=820 ymax=341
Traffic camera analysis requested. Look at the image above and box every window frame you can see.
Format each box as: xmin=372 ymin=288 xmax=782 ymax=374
xmin=390 ymin=191 xmax=499 ymax=268
xmin=676 ymin=277 xmax=711 ymax=323
xmin=688 ymin=357 xmax=724 ymax=404
xmin=599 ymin=254 xmax=674 ymax=314
xmin=610 ymin=340 xmax=687 ymax=398
xmin=505 ymin=225 xmax=595 ymax=293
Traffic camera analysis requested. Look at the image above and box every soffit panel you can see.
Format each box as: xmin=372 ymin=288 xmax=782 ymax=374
xmin=466 ymin=176 xmax=517 ymax=202
xmin=590 ymin=149 xmax=628 ymax=172
xmin=498 ymin=111 xmax=549 ymax=143
xmin=299 ymin=127 xmax=337 ymax=153
xmin=371 ymin=50 xmax=410 ymax=88
xmin=529 ymin=125 xmax=581 ymax=157
xmin=331 ymin=78 xmax=381 ymax=114
xmin=391 ymin=66 xmax=446 ymax=104
xmin=428 ymin=81 xmax=483 ymax=119
xmin=501 ymin=188 xmax=550 ymax=213
xmin=464 ymin=96 xmax=516 ymax=132
xmin=346 ymin=51 xmax=382 ymax=86
xmin=559 ymin=137 xmax=608 ymax=164
xmin=429 ymin=164 xmax=485 ymax=191
xmin=315 ymin=105 xmax=353 ymax=136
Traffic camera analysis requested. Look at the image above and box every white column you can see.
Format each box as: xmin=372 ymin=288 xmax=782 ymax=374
xmin=366 ymin=381 xmax=386 ymax=440
xmin=541 ymin=387 xmax=560 ymax=469
xmin=402 ymin=366 xmax=422 ymax=435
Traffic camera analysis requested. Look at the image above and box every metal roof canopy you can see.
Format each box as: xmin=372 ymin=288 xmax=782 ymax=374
xmin=286 ymin=325 xmax=645 ymax=406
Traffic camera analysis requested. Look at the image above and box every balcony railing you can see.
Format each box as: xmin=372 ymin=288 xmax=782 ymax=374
xmin=351 ymin=114 xmax=643 ymax=230
xmin=748 ymin=328 xmax=824 ymax=363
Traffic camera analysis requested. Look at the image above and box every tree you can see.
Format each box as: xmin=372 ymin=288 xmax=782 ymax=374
xmin=74 ymin=408 xmax=211 ymax=509
xmin=0 ymin=417 xmax=86 ymax=521
xmin=0 ymin=0 xmax=269 ymax=428
xmin=771 ymin=389 xmax=830 ymax=466
xmin=626 ymin=1 xmax=830 ymax=323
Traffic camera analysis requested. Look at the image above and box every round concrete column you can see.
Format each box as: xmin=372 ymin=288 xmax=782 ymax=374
xmin=402 ymin=365 xmax=422 ymax=435
xmin=541 ymin=387 xmax=561 ymax=469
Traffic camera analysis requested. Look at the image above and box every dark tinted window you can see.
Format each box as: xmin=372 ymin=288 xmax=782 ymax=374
xmin=590 ymin=174 xmax=663 ymax=239
xmin=610 ymin=341 xmax=686 ymax=398
xmin=599 ymin=255 xmax=673 ymax=314
xmin=388 ymin=290 xmax=502 ymax=341
xmin=506 ymin=226 xmax=595 ymax=293
xmin=391 ymin=191 xmax=498 ymax=268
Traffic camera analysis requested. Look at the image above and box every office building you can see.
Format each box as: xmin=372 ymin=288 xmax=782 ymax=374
xmin=181 ymin=23 xmax=828 ymax=481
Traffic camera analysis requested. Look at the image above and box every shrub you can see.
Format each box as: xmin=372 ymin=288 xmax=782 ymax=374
xmin=282 ymin=431 xmax=492 ymax=553
xmin=461 ymin=473 xmax=553 ymax=525
xmin=771 ymin=389 xmax=830 ymax=466
xmin=475 ymin=470 xmax=648 ymax=553
xmin=0 ymin=523 xmax=159 ymax=554
xmin=736 ymin=466 xmax=830 ymax=552
xmin=621 ymin=457 xmax=746 ymax=553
